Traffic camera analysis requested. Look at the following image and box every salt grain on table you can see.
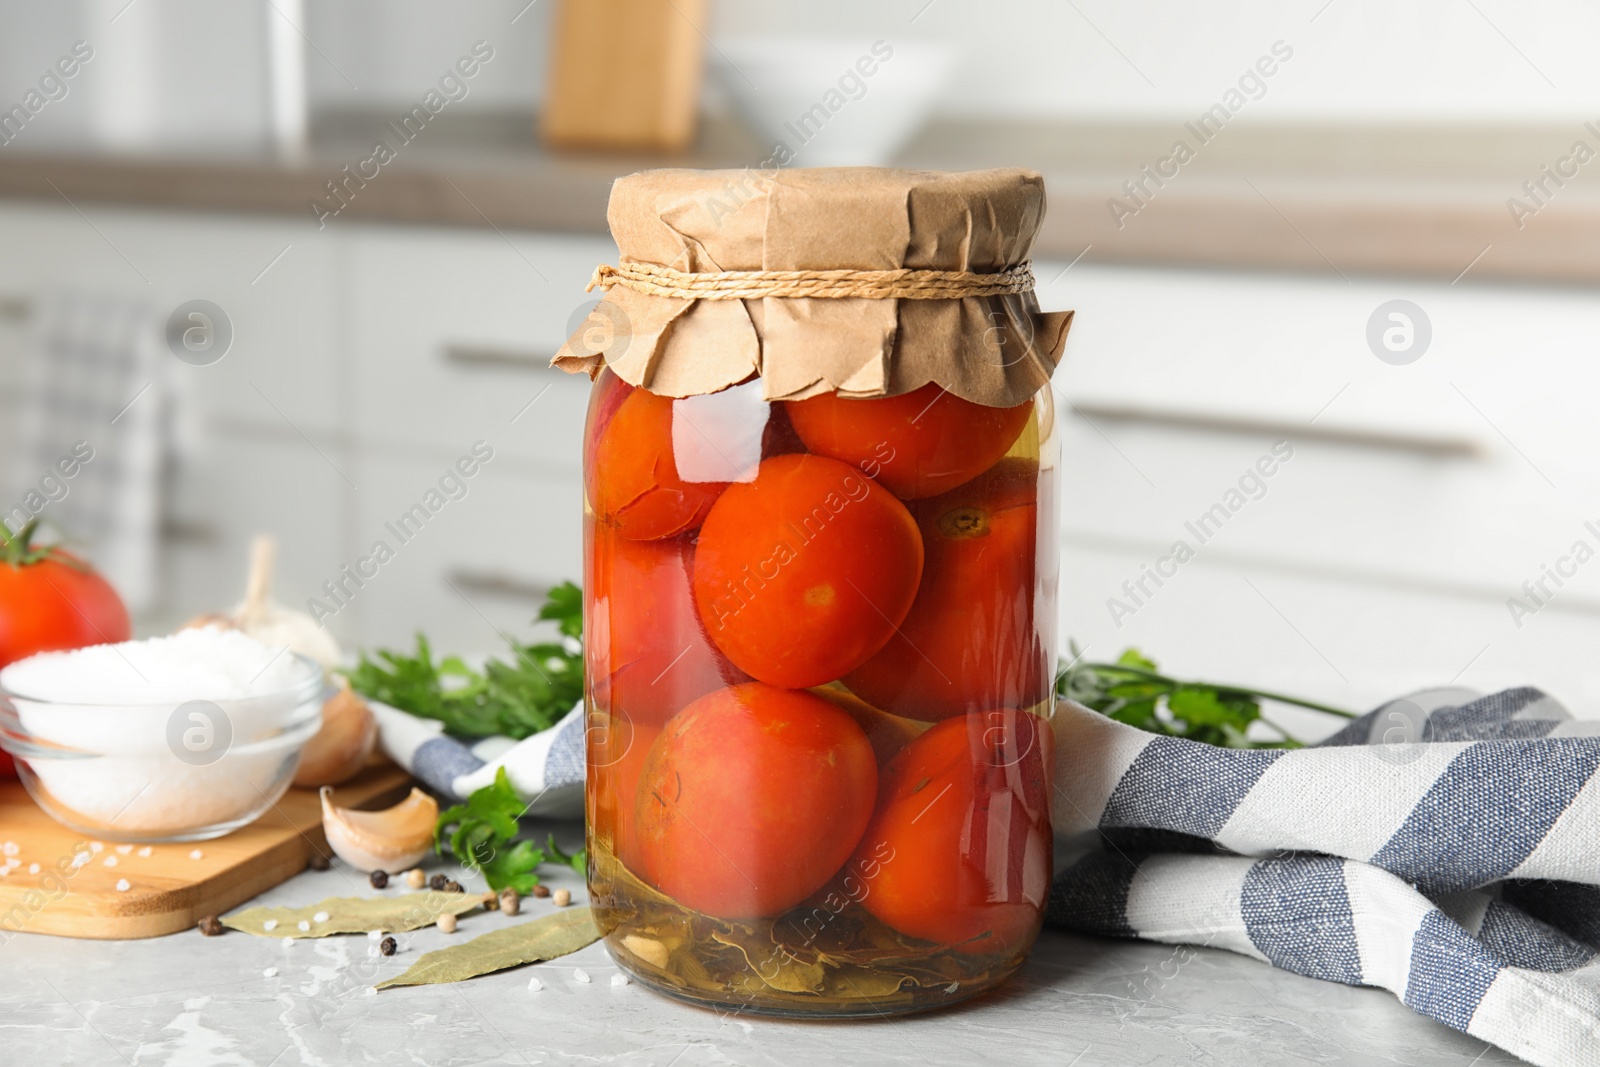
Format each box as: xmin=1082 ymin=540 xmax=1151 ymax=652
xmin=363 ymin=987 xmax=376 ymax=997
xmin=2 ymin=842 xmax=17 ymax=856
xmin=90 ymin=842 xmax=103 ymax=853
xmin=574 ymin=969 xmax=591 ymax=984
xmin=297 ymin=921 xmax=310 ymax=932
xmin=136 ymin=847 xmax=151 ymax=857
xmin=282 ymin=937 xmax=293 ymax=947
xmin=189 ymin=850 xmax=203 ymax=860
xmin=104 ymin=856 xmax=117 ymax=867
xmin=610 ymin=974 xmax=629 ymax=988
xmin=27 ymin=863 xmax=39 ymax=874
xmin=262 ymin=967 xmax=277 ymax=978
xmin=115 ymin=879 xmax=129 ymax=892
xmin=263 ymin=920 xmax=278 ymax=931
xmin=313 ymin=911 xmax=329 ymax=923
xmin=367 ymin=930 xmax=383 ymax=940
xmin=115 ymin=845 xmax=131 ymax=855
xmin=527 ymin=976 xmax=543 ymax=992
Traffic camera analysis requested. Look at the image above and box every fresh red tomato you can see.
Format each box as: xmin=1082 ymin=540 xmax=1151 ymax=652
xmin=636 ymin=682 xmax=878 ymax=919
xmin=785 ymin=384 xmax=1034 ymax=499
xmin=586 ymin=523 xmax=744 ymax=728
xmin=0 ymin=527 xmax=132 ymax=777
xmin=588 ymin=386 xmax=728 ymax=540
xmin=692 ymin=454 xmax=924 ymax=688
xmin=852 ymin=709 xmax=1053 ymax=953
xmin=587 ymin=709 xmax=661 ymax=875
xmin=844 ymin=458 xmax=1048 ymax=721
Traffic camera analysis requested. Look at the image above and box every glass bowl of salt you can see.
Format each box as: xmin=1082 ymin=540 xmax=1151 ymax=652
xmin=0 ymin=626 xmax=324 ymax=842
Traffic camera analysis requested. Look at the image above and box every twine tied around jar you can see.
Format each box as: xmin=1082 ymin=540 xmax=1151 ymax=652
xmin=586 ymin=260 xmax=1037 ymax=302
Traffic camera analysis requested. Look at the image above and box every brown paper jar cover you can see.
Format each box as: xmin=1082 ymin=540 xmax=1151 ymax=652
xmin=551 ymin=166 xmax=1074 ymax=407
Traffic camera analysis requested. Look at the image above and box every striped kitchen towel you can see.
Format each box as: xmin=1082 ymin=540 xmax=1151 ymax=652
xmin=368 ymin=698 xmax=587 ymax=818
xmin=1047 ymin=688 xmax=1600 ymax=1067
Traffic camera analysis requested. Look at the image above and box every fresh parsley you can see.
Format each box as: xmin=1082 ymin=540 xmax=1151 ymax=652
xmin=1057 ymin=644 xmax=1355 ymax=749
xmin=344 ymin=582 xmax=584 ymax=741
xmin=432 ymin=767 xmax=587 ymax=893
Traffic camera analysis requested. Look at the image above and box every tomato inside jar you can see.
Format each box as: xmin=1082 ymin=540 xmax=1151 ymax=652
xmin=562 ymin=166 xmax=1070 ymax=1017
xmin=581 ymin=366 xmax=1059 ymax=1016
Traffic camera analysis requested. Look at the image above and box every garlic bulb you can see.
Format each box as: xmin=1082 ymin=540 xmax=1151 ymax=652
xmin=294 ymin=681 xmax=378 ymax=787
xmin=320 ymin=786 xmax=437 ymax=873
xmin=183 ymin=537 xmax=342 ymax=670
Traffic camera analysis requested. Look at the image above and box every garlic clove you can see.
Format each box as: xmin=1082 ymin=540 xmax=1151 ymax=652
xmin=293 ymin=682 xmax=378 ymax=788
xmin=320 ymin=786 xmax=437 ymax=873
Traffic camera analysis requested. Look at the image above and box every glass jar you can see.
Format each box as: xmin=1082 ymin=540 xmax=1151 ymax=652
xmin=583 ymin=368 xmax=1059 ymax=1017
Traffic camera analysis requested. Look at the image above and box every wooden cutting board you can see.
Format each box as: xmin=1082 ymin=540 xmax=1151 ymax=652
xmin=0 ymin=762 xmax=413 ymax=940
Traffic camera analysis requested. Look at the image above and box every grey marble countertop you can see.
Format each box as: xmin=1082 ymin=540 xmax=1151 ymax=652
xmin=0 ymin=855 xmax=1521 ymax=1067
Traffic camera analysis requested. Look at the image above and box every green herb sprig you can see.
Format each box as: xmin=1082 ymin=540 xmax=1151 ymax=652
xmin=433 ymin=767 xmax=587 ymax=893
xmin=344 ymin=582 xmax=583 ymax=741
xmin=1057 ymin=644 xmax=1355 ymax=749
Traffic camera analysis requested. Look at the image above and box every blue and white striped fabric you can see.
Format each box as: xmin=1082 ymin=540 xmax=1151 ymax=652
xmin=367 ymin=699 xmax=587 ymax=817
xmin=1048 ymin=688 xmax=1600 ymax=1067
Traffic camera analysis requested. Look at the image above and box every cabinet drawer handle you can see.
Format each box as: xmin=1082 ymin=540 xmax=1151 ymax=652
xmin=446 ymin=568 xmax=550 ymax=603
xmin=1070 ymin=400 xmax=1482 ymax=458
xmin=441 ymin=344 xmax=553 ymax=371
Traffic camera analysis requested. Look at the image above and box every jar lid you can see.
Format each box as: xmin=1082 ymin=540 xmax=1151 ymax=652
xmin=552 ymin=167 xmax=1073 ymax=406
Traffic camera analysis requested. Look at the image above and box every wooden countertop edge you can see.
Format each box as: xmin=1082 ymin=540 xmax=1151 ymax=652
xmin=2 ymin=151 xmax=1596 ymax=283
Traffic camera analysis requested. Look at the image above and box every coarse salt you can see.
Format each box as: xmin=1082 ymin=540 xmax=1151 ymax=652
xmin=89 ymin=842 xmax=103 ymax=853
xmin=2 ymin=842 xmax=17 ymax=856
xmin=115 ymin=845 xmax=132 ymax=855
xmin=313 ymin=911 xmax=330 ymax=923
xmin=527 ymin=976 xmax=543 ymax=992
xmin=263 ymin=920 xmax=278 ymax=931
xmin=136 ymin=847 xmax=152 ymax=857
xmin=366 ymin=930 xmax=383 ymax=941
xmin=189 ymin=850 xmax=204 ymax=861
xmin=0 ymin=628 xmax=321 ymax=836
xmin=297 ymin=921 xmax=310 ymax=932
xmin=115 ymin=879 xmax=130 ymax=892
xmin=573 ymin=969 xmax=591 ymax=984
xmin=363 ymin=987 xmax=377 ymax=997
xmin=1 ymin=626 xmax=310 ymax=704
xmin=610 ymin=974 xmax=629 ymax=988
xmin=70 ymin=853 xmax=90 ymax=868
xmin=262 ymin=967 xmax=278 ymax=978
xmin=282 ymin=937 xmax=294 ymax=947
xmin=103 ymin=856 xmax=117 ymax=867
xmin=27 ymin=863 xmax=39 ymax=874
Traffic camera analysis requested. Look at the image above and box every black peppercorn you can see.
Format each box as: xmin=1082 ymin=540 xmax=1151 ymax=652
xmin=443 ymin=879 xmax=464 ymax=894
xmin=531 ymin=884 xmax=551 ymax=899
xmin=379 ymin=936 xmax=396 ymax=957
xmin=307 ymin=851 xmax=330 ymax=871
xmin=369 ymin=870 xmax=389 ymax=889
xmin=197 ymin=915 xmax=224 ymax=937
xmin=429 ymin=873 xmax=448 ymax=891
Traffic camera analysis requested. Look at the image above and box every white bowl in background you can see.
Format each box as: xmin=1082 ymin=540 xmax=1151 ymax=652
xmin=710 ymin=37 xmax=953 ymax=167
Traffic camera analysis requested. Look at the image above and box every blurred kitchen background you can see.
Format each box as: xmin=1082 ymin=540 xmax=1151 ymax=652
xmin=2 ymin=0 xmax=1599 ymax=734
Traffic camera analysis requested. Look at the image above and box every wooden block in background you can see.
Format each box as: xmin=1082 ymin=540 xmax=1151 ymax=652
xmin=541 ymin=0 xmax=708 ymax=152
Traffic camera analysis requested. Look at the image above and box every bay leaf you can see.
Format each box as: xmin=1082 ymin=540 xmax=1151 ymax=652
xmin=377 ymin=906 xmax=601 ymax=989
xmin=710 ymin=930 xmax=826 ymax=994
xmin=223 ymin=892 xmax=481 ymax=938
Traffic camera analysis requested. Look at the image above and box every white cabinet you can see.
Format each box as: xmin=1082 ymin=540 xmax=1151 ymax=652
xmin=345 ymin=452 xmax=583 ymax=652
xmin=345 ymin=227 xmax=612 ymax=471
xmin=1041 ymin=262 xmax=1600 ymax=719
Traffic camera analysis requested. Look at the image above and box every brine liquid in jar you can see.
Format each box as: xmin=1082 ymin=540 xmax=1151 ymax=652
xmin=583 ymin=367 xmax=1059 ymax=1017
